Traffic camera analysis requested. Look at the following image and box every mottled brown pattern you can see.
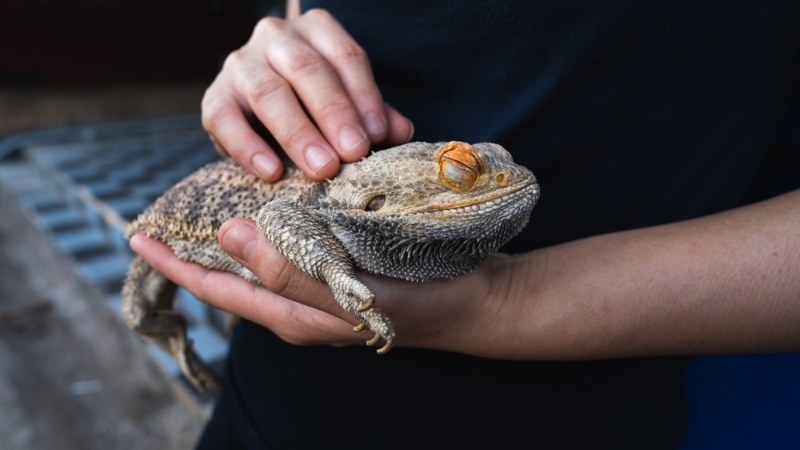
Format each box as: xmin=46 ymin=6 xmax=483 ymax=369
xmin=122 ymin=141 xmax=539 ymax=392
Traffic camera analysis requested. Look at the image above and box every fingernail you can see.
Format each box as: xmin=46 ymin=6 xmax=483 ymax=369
xmin=364 ymin=113 xmax=386 ymax=139
xmin=129 ymin=234 xmax=143 ymax=251
xmin=222 ymin=222 xmax=259 ymax=263
xmin=405 ymin=119 xmax=415 ymax=142
xmin=252 ymin=153 xmax=279 ymax=179
xmin=338 ymin=125 xmax=367 ymax=154
xmin=304 ymin=145 xmax=334 ymax=172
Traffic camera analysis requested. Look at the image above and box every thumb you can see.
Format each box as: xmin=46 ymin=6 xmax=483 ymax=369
xmin=218 ymin=219 xmax=259 ymax=264
xmin=218 ymin=218 xmax=348 ymax=319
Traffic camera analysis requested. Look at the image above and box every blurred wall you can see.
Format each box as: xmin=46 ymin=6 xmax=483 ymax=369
xmin=0 ymin=0 xmax=271 ymax=84
xmin=0 ymin=0 xmax=281 ymax=135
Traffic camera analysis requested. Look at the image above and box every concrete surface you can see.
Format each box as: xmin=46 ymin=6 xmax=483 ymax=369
xmin=0 ymin=188 xmax=205 ymax=450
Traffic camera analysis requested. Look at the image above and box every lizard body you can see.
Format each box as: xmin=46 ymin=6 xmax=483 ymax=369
xmin=122 ymin=141 xmax=539 ymax=391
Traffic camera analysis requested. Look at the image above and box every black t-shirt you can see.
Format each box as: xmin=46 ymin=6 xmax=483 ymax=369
xmin=199 ymin=2 xmax=800 ymax=449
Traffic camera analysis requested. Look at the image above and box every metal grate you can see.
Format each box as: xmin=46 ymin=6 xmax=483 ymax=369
xmin=0 ymin=115 xmax=230 ymax=396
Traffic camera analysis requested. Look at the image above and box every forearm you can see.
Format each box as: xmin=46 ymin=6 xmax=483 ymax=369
xmin=495 ymin=188 xmax=800 ymax=359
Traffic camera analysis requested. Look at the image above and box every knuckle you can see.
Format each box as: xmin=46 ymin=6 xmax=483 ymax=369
xmin=200 ymin=85 xmax=218 ymax=111
xmin=277 ymin=123 xmax=312 ymax=150
xmin=221 ymin=48 xmax=244 ymax=71
xmin=201 ymin=99 xmax=228 ymax=133
xmin=303 ymin=8 xmax=334 ymax=22
xmin=316 ymin=97 xmax=352 ymax=121
xmin=253 ymin=16 xmax=284 ymax=37
xmin=351 ymin=85 xmax=381 ymax=108
xmin=262 ymin=255 xmax=295 ymax=296
xmin=331 ymin=42 xmax=367 ymax=66
xmin=245 ymin=73 xmax=286 ymax=107
xmin=284 ymin=52 xmax=326 ymax=80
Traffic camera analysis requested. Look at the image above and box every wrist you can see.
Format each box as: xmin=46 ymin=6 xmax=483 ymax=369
xmin=446 ymin=251 xmax=548 ymax=359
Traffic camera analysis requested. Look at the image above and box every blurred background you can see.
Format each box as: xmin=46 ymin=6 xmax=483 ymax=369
xmin=0 ymin=1 xmax=798 ymax=449
xmin=0 ymin=0 xmax=279 ymax=136
xmin=0 ymin=1 xmax=279 ymax=449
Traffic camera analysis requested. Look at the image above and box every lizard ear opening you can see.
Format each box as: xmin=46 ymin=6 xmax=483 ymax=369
xmin=436 ymin=141 xmax=482 ymax=191
xmin=365 ymin=195 xmax=386 ymax=212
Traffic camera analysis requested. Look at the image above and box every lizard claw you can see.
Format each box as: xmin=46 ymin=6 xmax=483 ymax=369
xmin=357 ymin=296 xmax=374 ymax=312
xmin=366 ymin=333 xmax=382 ymax=347
xmin=365 ymin=334 xmax=394 ymax=354
xmin=353 ymin=323 xmax=366 ymax=332
xmin=376 ymin=337 xmax=394 ymax=355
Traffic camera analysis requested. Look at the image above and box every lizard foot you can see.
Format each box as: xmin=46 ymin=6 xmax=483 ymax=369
xmin=172 ymin=337 xmax=221 ymax=392
xmin=343 ymin=279 xmax=374 ymax=312
xmin=353 ymin=323 xmax=366 ymax=332
xmin=365 ymin=334 xmax=394 ymax=354
xmin=353 ymin=307 xmax=395 ymax=354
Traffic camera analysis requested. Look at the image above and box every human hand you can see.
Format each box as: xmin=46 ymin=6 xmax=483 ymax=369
xmin=129 ymin=218 xmax=527 ymax=355
xmin=202 ymin=9 xmax=414 ymax=182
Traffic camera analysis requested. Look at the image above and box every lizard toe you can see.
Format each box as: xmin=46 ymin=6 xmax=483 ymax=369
xmin=377 ymin=337 xmax=394 ymax=355
xmin=357 ymin=296 xmax=374 ymax=312
xmin=366 ymin=333 xmax=382 ymax=347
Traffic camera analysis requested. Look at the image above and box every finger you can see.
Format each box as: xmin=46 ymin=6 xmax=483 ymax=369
xmin=296 ymin=9 xmax=388 ymax=143
xmin=208 ymin=134 xmax=230 ymax=158
xmin=202 ymin=83 xmax=284 ymax=181
xmin=220 ymin=47 xmax=340 ymax=180
xmin=384 ymin=104 xmax=415 ymax=145
xmin=129 ymin=234 xmax=357 ymax=345
xmin=286 ymin=0 xmax=300 ymax=19
xmin=131 ymin=233 xmax=264 ymax=316
xmin=258 ymin=18 xmax=371 ymax=162
xmin=217 ymin=218 xmax=357 ymax=323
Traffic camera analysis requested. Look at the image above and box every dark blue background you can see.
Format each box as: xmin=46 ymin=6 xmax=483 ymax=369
xmin=683 ymin=354 xmax=800 ymax=449
xmin=683 ymin=100 xmax=800 ymax=449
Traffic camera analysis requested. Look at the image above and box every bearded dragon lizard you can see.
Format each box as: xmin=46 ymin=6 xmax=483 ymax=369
xmin=121 ymin=141 xmax=539 ymax=391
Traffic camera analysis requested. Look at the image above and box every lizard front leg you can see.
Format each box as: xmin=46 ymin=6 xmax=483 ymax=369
xmin=257 ymin=200 xmax=395 ymax=353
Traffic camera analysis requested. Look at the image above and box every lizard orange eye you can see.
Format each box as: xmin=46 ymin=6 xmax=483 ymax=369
xmin=436 ymin=141 xmax=482 ymax=191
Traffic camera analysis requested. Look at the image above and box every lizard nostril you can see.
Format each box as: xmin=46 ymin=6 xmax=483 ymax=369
xmin=365 ymin=195 xmax=386 ymax=211
xmin=494 ymin=172 xmax=508 ymax=186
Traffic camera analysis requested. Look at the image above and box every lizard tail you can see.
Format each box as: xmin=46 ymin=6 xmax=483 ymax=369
xmin=121 ymin=256 xmax=221 ymax=392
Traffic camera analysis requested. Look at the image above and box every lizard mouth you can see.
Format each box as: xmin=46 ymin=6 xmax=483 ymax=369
xmin=411 ymin=182 xmax=540 ymax=214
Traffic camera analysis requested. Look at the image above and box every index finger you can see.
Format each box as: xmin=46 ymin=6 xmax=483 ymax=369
xmin=202 ymin=87 xmax=284 ymax=181
xmin=295 ymin=9 xmax=388 ymax=143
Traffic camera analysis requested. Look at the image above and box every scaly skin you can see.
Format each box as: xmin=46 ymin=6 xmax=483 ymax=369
xmin=122 ymin=141 xmax=540 ymax=392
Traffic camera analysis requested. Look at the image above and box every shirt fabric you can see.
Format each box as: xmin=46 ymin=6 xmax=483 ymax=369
xmin=198 ymin=1 xmax=800 ymax=449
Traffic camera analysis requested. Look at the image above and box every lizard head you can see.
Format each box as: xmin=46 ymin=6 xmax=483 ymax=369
xmin=324 ymin=141 xmax=539 ymax=217
xmin=322 ymin=141 xmax=539 ymax=281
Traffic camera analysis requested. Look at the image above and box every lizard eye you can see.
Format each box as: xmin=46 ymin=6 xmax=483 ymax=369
xmin=365 ymin=195 xmax=386 ymax=212
xmin=436 ymin=141 xmax=482 ymax=191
